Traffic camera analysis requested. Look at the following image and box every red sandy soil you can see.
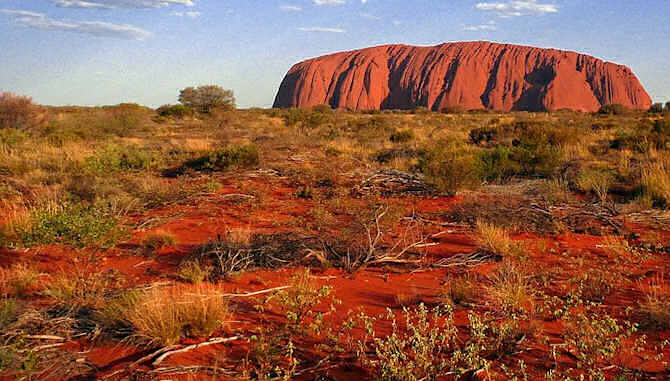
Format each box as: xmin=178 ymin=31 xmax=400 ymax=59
xmin=3 ymin=174 xmax=670 ymax=380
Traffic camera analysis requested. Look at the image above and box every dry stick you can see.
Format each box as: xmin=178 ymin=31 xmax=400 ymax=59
xmin=152 ymin=336 xmax=242 ymax=366
xmin=221 ymin=285 xmax=290 ymax=298
xmin=101 ymin=345 xmax=181 ymax=380
xmin=219 ymin=193 xmax=256 ymax=199
xmin=24 ymin=335 xmax=66 ymax=341
xmin=150 ymin=365 xmax=234 ymax=375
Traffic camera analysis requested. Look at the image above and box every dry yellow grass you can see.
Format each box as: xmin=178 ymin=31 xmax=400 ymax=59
xmin=475 ymin=220 xmax=524 ymax=258
xmin=124 ymin=283 xmax=230 ymax=346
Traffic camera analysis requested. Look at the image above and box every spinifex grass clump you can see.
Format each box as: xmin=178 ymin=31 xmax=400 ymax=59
xmin=117 ymin=284 xmax=229 ymax=346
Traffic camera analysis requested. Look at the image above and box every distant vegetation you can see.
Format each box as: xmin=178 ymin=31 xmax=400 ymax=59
xmin=178 ymin=85 xmax=235 ymax=113
xmin=1 ymin=95 xmax=670 ymax=379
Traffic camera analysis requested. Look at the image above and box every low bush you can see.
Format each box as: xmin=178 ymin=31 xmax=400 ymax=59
xmin=598 ymin=103 xmax=631 ymax=115
xmin=141 ymin=231 xmax=177 ymax=252
xmin=3 ymin=202 xmax=125 ymax=249
xmin=85 ymin=144 xmax=158 ymax=173
xmin=0 ymin=298 xmax=18 ymax=330
xmin=389 ymin=129 xmax=414 ymax=143
xmin=0 ymin=92 xmax=38 ymax=130
xmin=417 ymin=139 xmax=481 ymax=195
xmin=576 ymin=168 xmax=614 ymax=202
xmin=183 ymin=144 xmax=259 ymax=172
xmin=156 ymin=104 xmax=193 ymax=119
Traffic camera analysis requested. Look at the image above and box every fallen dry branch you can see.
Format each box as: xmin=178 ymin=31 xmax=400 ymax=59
xmin=432 ymin=251 xmax=497 ymax=268
xmin=357 ymin=169 xmax=435 ymax=196
xmin=221 ymin=285 xmax=290 ymax=298
xmin=153 ymin=336 xmax=242 ymax=366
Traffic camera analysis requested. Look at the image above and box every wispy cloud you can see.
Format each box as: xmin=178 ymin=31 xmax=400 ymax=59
xmin=280 ymin=5 xmax=302 ymax=12
xmin=312 ymin=0 xmax=345 ymax=6
xmin=1 ymin=8 xmax=150 ymax=39
xmin=464 ymin=21 xmax=497 ymax=31
xmin=298 ymin=26 xmax=345 ymax=33
xmin=360 ymin=12 xmax=380 ymax=20
xmin=171 ymin=10 xmax=200 ymax=18
xmin=48 ymin=0 xmax=194 ymax=9
xmin=475 ymin=0 xmax=557 ymax=17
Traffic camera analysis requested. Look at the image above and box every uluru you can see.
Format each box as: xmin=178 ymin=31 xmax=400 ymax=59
xmin=273 ymin=41 xmax=652 ymax=112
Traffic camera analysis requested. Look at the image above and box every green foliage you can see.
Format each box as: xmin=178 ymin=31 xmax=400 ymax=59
xmin=7 ymin=203 xmax=125 ymax=249
xmin=417 ymin=139 xmax=481 ymax=195
xmin=183 ymin=144 xmax=259 ymax=172
xmin=85 ymin=144 xmax=158 ymax=173
xmin=352 ymin=304 xmax=457 ymax=381
xmin=282 ymin=107 xmax=335 ymax=129
xmin=478 ymin=145 xmax=520 ymax=182
xmin=599 ymin=103 xmax=631 ymax=115
xmin=389 ymin=129 xmax=414 ymax=143
xmin=156 ymin=104 xmax=194 ymax=118
xmin=507 ymin=123 xmax=565 ymax=177
xmin=0 ymin=298 xmax=18 ymax=330
xmin=179 ymin=85 xmax=235 ymax=113
xmin=559 ymin=309 xmax=637 ymax=380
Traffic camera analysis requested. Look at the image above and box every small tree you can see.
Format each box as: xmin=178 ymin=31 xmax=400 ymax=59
xmin=178 ymin=85 xmax=235 ymax=113
xmin=0 ymin=92 xmax=37 ymax=129
xmin=649 ymin=103 xmax=664 ymax=113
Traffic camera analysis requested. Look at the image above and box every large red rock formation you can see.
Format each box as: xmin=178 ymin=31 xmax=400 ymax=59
xmin=273 ymin=41 xmax=651 ymax=112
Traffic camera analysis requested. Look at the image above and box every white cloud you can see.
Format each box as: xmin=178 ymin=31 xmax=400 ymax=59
xmin=475 ymin=0 xmax=558 ymax=17
xmin=298 ymin=26 xmax=345 ymax=33
xmin=312 ymin=0 xmax=345 ymax=6
xmin=360 ymin=12 xmax=380 ymax=20
xmin=1 ymin=8 xmax=150 ymax=39
xmin=280 ymin=5 xmax=302 ymax=11
xmin=464 ymin=21 xmax=497 ymax=31
xmin=171 ymin=10 xmax=200 ymax=18
xmin=47 ymin=0 xmax=194 ymax=9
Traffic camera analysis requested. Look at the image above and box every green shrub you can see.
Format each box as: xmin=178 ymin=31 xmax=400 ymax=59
xmin=0 ymin=298 xmax=18 ymax=330
xmin=156 ymin=104 xmax=193 ymax=118
xmin=183 ymin=144 xmax=259 ymax=172
xmin=389 ymin=129 xmax=414 ymax=143
xmin=7 ymin=203 xmax=125 ymax=248
xmin=282 ymin=107 xmax=334 ymax=129
xmin=598 ymin=103 xmax=630 ymax=115
xmin=478 ymin=146 xmax=520 ymax=182
xmin=417 ymin=139 xmax=481 ymax=195
xmin=85 ymin=144 xmax=158 ymax=173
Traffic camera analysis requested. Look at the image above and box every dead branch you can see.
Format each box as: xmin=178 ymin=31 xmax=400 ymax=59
xmin=221 ymin=285 xmax=290 ymax=298
xmin=152 ymin=336 xmax=242 ymax=366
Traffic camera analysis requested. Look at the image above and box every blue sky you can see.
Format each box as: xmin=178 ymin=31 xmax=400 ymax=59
xmin=1 ymin=0 xmax=668 ymax=108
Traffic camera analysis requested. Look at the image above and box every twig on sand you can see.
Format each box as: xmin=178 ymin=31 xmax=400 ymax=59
xmin=221 ymin=285 xmax=290 ymax=298
xmin=152 ymin=336 xmax=242 ymax=366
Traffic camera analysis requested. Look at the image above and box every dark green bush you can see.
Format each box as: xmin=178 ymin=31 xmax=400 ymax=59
xmin=598 ymin=104 xmax=630 ymax=115
xmin=157 ymin=104 xmax=193 ymax=119
xmin=417 ymin=139 xmax=481 ymax=195
xmin=479 ymin=146 xmax=520 ymax=182
xmin=469 ymin=127 xmax=498 ymax=146
xmin=184 ymin=144 xmax=259 ymax=172
xmin=282 ymin=107 xmax=334 ymax=129
xmin=389 ymin=129 xmax=414 ymax=143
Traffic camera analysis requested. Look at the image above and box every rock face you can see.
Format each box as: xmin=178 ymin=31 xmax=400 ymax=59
xmin=273 ymin=41 xmax=651 ymax=112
